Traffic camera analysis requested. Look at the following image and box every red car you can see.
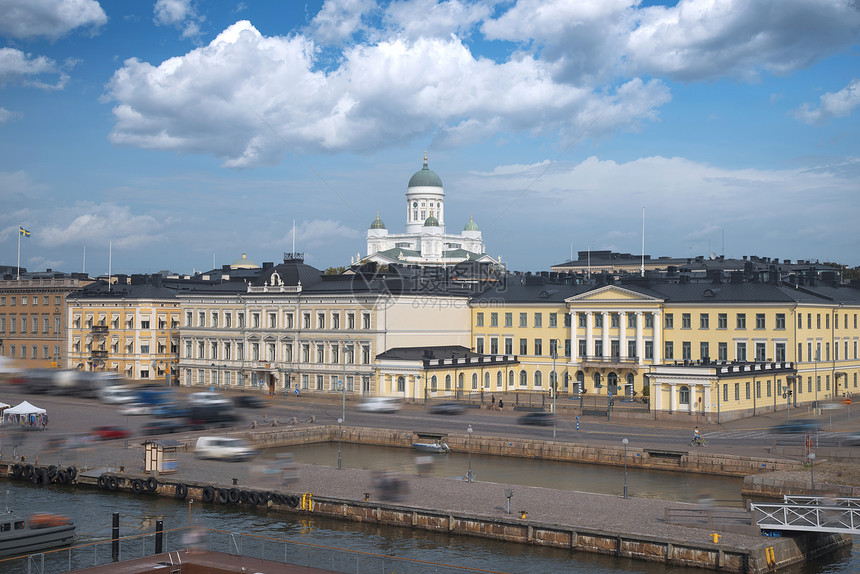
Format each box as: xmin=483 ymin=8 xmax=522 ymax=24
xmin=91 ymin=426 xmax=131 ymax=440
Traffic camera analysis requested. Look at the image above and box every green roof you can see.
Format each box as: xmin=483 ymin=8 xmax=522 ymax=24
xmin=370 ymin=215 xmax=386 ymax=229
xmin=408 ymin=158 xmax=443 ymax=188
xmin=464 ymin=217 xmax=479 ymax=231
xmin=424 ymin=215 xmax=439 ymax=227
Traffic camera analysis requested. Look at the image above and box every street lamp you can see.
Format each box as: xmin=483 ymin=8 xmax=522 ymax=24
xmin=466 ymin=425 xmax=475 ymax=482
xmin=808 ymin=452 xmax=816 ymax=497
xmin=622 ymin=438 xmax=629 ymax=499
xmin=337 ymin=417 xmax=343 ymax=470
xmin=209 ymin=363 xmax=225 ymax=389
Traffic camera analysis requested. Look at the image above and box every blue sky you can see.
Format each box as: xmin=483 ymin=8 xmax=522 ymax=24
xmin=1 ymin=0 xmax=858 ymax=275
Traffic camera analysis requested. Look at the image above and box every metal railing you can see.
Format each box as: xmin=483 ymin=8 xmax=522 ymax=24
xmin=750 ymin=496 xmax=860 ymax=534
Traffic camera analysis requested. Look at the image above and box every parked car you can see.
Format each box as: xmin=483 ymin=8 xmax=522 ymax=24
xmin=141 ymin=420 xmax=186 ymax=435
xmin=233 ymin=395 xmax=265 ymax=409
xmin=517 ymin=412 xmax=556 ymax=426
xmin=195 ymin=436 xmax=257 ymax=461
xmin=427 ymin=402 xmax=465 ymax=415
xmin=357 ymin=397 xmax=401 ymax=413
xmin=770 ymin=419 xmax=821 ymax=434
xmin=91 ymin=426 xmax=131 ymax=440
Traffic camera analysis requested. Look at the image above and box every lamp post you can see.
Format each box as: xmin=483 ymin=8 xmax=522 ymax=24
xmin=337 ymin=417 xmax=343 ymax=470
xmin=551 ymin=344 xmax=558 ymax=438
xmin=210 ymin=363 xmax=224 ymax=389
xmin=466 ymin=425 xmax=475 ymax=482
xmin=622 ymin=438 xmax=629 ymax=499
xmin=808 ymin=452 xmax=816 ymax=497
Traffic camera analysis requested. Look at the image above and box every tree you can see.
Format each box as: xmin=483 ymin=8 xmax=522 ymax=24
xmin=324 ymin=266 xmax=346 ymax=275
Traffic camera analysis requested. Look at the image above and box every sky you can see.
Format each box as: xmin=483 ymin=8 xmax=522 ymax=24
xmin=1 ymin=0 xmax=859 ymax=276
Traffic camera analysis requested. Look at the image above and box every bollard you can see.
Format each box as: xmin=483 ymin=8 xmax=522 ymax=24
xmin=111 ymin=512 xmax=120 ymax=561
xmin=155 ymin=520 xmax=163 ymax=554
xmin=232 ymin=478 xmax=239 ymax=485
xmin=712 ymin=533 xmax=721 ymax=543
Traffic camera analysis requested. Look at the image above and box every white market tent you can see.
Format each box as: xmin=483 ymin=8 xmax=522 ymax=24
xmin=3 ymin=400 xmax=47 ymax=429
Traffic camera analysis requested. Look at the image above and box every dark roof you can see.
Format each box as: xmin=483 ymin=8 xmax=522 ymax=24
xmin=253 ymin=257 xmax=323 ymax=288
xmin=376 ymin=346 xmax=476 ymax=361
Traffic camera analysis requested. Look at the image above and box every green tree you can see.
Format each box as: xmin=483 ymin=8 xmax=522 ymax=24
xmin=324 ymin=266 xmax=346 ymax=275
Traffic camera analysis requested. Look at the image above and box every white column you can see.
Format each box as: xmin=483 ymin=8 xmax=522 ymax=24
xmin=601 ymin=312 xmax=610 ymax=359
xmin=585 ymin=312 xmax=593 ymax=359
xmin=653 ymin=378 xmax=662 ymax=410
xmin=670 ymin=383 xmax=677 ymax=412
xmin=635 ymin=312 xmax=644 ymax=366
xmin=653 ymin=312 xmax=662 ymax=364
xmin=689 ymin=385 xmax=696 ymax=414
xmin=619 ymin=313 xmax=627 ymax=359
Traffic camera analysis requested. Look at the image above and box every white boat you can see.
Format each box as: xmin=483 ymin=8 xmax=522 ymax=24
xmin=0 ymin=511 xmax=75 ymax=557
xmin=412 ymin=440 xmax=450 ymax=453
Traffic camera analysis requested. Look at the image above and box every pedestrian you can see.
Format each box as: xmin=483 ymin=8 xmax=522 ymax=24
xmin=491 ymin=395 xmax=496 ymax=410
xmin=498 ymin=399 xmax=504 ymax=411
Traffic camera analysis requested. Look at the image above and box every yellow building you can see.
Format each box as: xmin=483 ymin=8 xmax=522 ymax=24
xmin=66 ymin=274 xmax=180 ymax=382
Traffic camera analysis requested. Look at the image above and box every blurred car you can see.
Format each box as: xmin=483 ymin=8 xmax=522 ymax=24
xmin=189 ymin=391 xmax=231 ymax=406
xmin=100 ymin=385 xmax=137 ymax=404
xmin=233 ymin=395 xmax=265 ymax=408
xmin=841 ymin=432 xmax=860 ymax=446
xmin=517 ymin=412 xmax=556 ymax=426
xmin=427 ymin=402 xmax=465 ymax=415
xmin=151 ymin=403 xmax=190 ymax=418
xmin=770 ymin=419 xmax=821 ymax=434
xmin=119 ymin=403 xmax=152 ymax=416
xmin=141 ymin=420 xmax=186 ymax=435
xmin=91 ymin=426 xmax=131 ymax=440
xmin=195 ymin=436 xmax=257 ymax=461
xmin=357 ymin=397 xmax=401 ymax=413
xmin=187 ymin=405 xmax=240 ymax=430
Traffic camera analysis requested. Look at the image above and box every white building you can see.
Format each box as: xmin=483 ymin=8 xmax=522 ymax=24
xmin=363 ymin=157 xmax=502 ymax=268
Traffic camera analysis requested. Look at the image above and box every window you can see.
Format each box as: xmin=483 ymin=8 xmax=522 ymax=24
xmin=594 ymin=340 xmax=603 ymax=357
xmin=736 ymin=342 xmax=747 ymax=361
xmin=476 ymin=338 xmax=484 ymax=354
xmin=520 ymin=313 xmax=527 ymax=327
xmin=332 ymin=313 xmax=340 ymax=329
xmin=700 ymin=342 xmax=709 ymax=360
xmin=317 ymin=313 xmax=325 ymax=329
xmin=664 ymin=341 xmax=674 ymax=360
xmin=579 ymin=313 xmax=586 ymax=328
xmin=566 ymin=339 xmax=572 ymax=357
xmin=644 ymin=341 xmax=653 ymax=359
xmin=734 ymin=383 xmax=740 ymax=401
xmin=564 ymin=314 xmax=571 ymax=327
xmin=645 ymin=314 xmax=654 ymax=328
xmin=628 ymin=340 xmax=637 ymax=358
xmin=519 ymin=338 xmax=528 ymax=355
xmin=534 ymin=313 xmax=542 ymax=327
xmin=578 ymin=339 xmax=587 ymax=358
xmin=700 ymin=314 xmax=709 ymax=329
xmin=185 ymin=311 xmax=192 ymax=326
xmin=816 ymin=314 xmax=821 ymax=329
xmin=504 ymin=313 xmax=512 ymax=327
xmin=775 ymin=313 xmax=785 ymax=330
xmin=679 ymin=386 xmax=690 ymax=405
xmin=362 ymin=313 xmax=371 ymax=329
xmin=347 ymin=313 xmax=355 ymax=329
xmin=756 ymin=380 xmax=761 ymax=398
xmin=745 ymin=381 xmax=751 ymax=399
xmin=628 ymin=313 xmax=636 ymax=328
xmin=807 ymin=314 xmax=812 ymax=329
xmin=594 ymin=313 xmax=604 ymax=328
xmin=237 ymin=312 xmax=245 ymax=328
xmin=737 ymin=314 xmax=746 ymax=329
xmin=718 ymin=342 xmax=728 ymax=361
xmin=610 ymin=313 xmax=619 ymax=328
xmin=519 ymin=370 xmax=527 ymax=387
xmin=476 ymin=313 xmax=484 ymax=327
xmin=826 ymin=314 xmax=830 ymax=329
xmin=755 ymin=342 xmax=766 ymax=362
xmin=303 ymin=313 xmax=311 ymax=329
xmin=141 ymin=343 xmax=150 ymax=354
xmin=491 ymin=312 xmax=499 ymax=327
xmin=767 ymin=380 xmax=772 ymax=397
xmin=755 ymin=313 xmax=765 ymax=329
xmin=549 ymin=338 xmax=558 ymax=357
xmin=775 ymin=343 xmax=786 ymax=362
xmin=681 ymin=313 xmax=691 ymax=329
xmin=269 ymin=313 xmax=277 ymax=329
xmin=682 ymin=342 xmax=691 ymax=360
xmin=490 ymin=337 xmax=499 ymax=354
xmin=504 ymin=337 xmax=513 ymax=354
xmin=717 ymin=313 xmax=727 ymax=329
xmin=534 ymin=370 xmax=542 ymax=387
xmin=549 ymin=313 xmax=557 ymax=327
xmin=664 ymin=313 xmax=674 ymax=329
xmin=252 ymin=313 xmax=260 ymax=328
xmin=534 ymin=339 xmax=542 ymax=356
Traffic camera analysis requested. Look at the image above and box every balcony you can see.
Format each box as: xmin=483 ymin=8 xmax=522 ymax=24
xmin=92 ymin=325 xmax=108 ymax=335
xmin=578 ymin=355 xmax=640 ymax=370
xmin=91 ymin=349 xmax=109 ymax=359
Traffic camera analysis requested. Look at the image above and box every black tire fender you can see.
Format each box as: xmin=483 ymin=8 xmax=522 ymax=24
xmin=55 ymin=469 xmax=68 ymax=485
xmin=216 ymin=489 xmax=229 ymax=504
xmin=229 ymin=488 xmax=241 ymax=504
xmin=238 ymin=490 xmax=248 ymax=504
xmin=174 ymin=483 xmax=188 ymax=499
xmin=107 ymin=476 xmax=119 ymax=491
xmin=202 ymin=485 xmax=215 ymax=503
xmin=145 ymin=477 xmax=158 ymax=492
xmin=11 ymin=464 xmax=23 ymax=478
xmin=247 ymin=491 xmax=259 ymax=505
xmin=67 ymin=466 xmax=78 ymax=481
xmin=132 ymin=479 xmax=145 ymax=495
xmin=97 ymin=474 xmax=108 ymax=489
xmin=23 ymin=465 xmax=35 ymax=479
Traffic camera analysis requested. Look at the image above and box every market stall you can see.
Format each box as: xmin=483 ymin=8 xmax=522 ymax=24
xmin=3 ymin=401 xmax=47 ymax=430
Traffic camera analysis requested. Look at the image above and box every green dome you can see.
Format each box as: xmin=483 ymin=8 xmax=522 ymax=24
xmin=424 ymin=215 xmax=439 ymax=227
xmin=370 ymin=214 xmax=386 ymax=229
xmin=464 ymin=217 xmax=479 ymax=231
xmin=408 ymin=156 xmax=443 ymax=188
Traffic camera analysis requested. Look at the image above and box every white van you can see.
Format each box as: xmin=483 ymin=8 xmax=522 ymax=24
xmin=99 ymin=385 xmax=136 ymax=404
xmin=356 ymin=397 xmax=401 ymax=413
xmin=195 ymin=436 xmax=258 ymax=461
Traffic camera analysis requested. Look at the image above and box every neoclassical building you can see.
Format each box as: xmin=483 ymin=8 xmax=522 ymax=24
xmin=363 ymin=157 xmax=502 ymax=268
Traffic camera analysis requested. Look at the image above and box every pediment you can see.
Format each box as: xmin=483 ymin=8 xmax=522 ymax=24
xmin=565 ymin=285 xmax=662 ymax=304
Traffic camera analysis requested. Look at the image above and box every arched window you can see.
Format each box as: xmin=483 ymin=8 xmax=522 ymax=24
xmin=508 ymin=370 xmax=514 ymax=387
xmin=431 ymin=375 xmax=437 ymax=391
xmin=564 ymin=372 xmax=570 ymax=390
xmin=520 ymin=370 xmax=527 ymax=386
xmin=458 ymin=373 xmax=464 ymax=389
xmin=484 ymin=372 xmax=490 ymax=388
xmin=608 ymin=372 xmax=618 ymax=394
xmin=472 ymin=373 xmax=478 ymax=389
xmin=445 ymin=374 xmax=451 ymax=390
xmin=679 ymin=385 xmax=690 ymax=405
xmin=534 ymin=370 xmax=542 ymax=387
xmin=593 ymin=372 xmax=602 ymax=388
xmin=397 ymin=376 xmax=405 ymax=392
xmin=496 ymin=371 xmax=503 ymax=388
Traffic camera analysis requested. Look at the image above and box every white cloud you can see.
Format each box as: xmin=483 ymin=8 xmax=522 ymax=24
xmin=381 ymin=0 xmax=492 ymax=41
xmin=39 ymin=203 xmax=168 ymax=249
xmin=0 ymin=0 xmax=107 ymax=40
xmin=0 ymin=48 xmax=69 ymax=90
xmin=311 ymin=0 xmax=375 ymax=44
xmin=277 ymin=219 xmax=360 ymax=249
xmin=0 ymin=107 xmax=21 ymax=123
xmin=153 ymin=0 xmax=204 ymax=40
xmin=794 ymin=79 xmax=860 ymax=124
xmin=105 ymin=21 xmax=670 ymax=167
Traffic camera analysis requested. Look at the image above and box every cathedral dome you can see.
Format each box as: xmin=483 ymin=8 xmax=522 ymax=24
xmin=424 ymin=214 xmax=439 ymax=227
xmin=370 ymin=215 xmax=386 ymax=229
xmin=408 ymin=156 xmax=443 ymax=188
xmin=230 ymin=253 xmax=259 ymax=269
xmin=464 ymin=217 xmax=479 ymax=231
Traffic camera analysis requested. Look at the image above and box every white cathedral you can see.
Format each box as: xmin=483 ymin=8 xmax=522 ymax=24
xmin=361 ymin=156 xmax=502 ymax=268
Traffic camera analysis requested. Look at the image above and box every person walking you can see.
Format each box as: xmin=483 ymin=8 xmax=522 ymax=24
xmin=491 ymin=395 xmax=496 ymax=410
xmin=498 ymin=399 xmax=504 ymax=411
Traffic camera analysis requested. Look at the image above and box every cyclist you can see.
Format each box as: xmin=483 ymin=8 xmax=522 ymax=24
xmin=693 ymin=426 xmax=702 ymax=446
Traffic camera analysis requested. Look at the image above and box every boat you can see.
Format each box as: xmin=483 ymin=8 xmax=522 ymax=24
xmin=412 ymin=439 xmax=450 ymax=453
xmin=0 ymin=511 xmax=75 ymax=557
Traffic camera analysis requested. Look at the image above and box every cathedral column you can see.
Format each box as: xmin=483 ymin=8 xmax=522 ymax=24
xmin=635 ymin=312 xmax=644 ymax=365
xmin=653 ymin=311 xmax=662 ymax=364
xmin=585 ymin=312 xmax=593 ymax=360
xmin=619 ymin=313 xmax=627 ymax=359
xmin=601 ymin=312 xmax=610 ymax=359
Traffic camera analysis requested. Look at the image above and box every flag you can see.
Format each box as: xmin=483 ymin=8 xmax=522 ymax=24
xmin=19 ymin=226 xmax=30 ymax=238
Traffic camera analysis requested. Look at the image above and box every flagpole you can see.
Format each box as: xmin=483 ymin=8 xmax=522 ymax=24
xmin=17 ymin=226 xmax=21 ymax=281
